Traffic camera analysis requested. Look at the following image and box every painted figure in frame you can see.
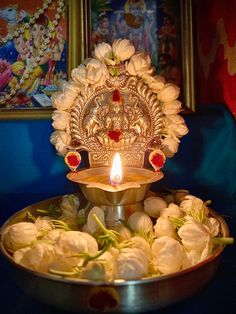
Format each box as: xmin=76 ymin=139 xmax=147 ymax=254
xmin=90 ymin=0 xmax=181 ymax=82
xmin=0 ymin=1 xmax=67 ymax=109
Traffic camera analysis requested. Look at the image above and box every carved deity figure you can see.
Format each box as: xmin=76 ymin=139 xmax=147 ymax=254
xmin=128 ymin=96 xmax=150 ymax=136
xmin=105 ymin=91 xmax=129 ymax=131
xmin=83 ymin=100 xmax=102 ymax=137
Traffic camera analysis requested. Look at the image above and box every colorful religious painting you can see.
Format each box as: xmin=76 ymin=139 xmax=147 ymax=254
xmin=88 ymin=0 xmax=182 ymax=86
xmin=83 ymin=0 xmax=195 ymax=111
xmin=0 ymin=0 xmax=70 ymax=118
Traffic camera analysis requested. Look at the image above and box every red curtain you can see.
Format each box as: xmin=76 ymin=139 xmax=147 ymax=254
xmin=196 ymin=0 xmax=236 ymax=117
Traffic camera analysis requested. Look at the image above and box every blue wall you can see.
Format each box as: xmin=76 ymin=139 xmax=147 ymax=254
xmin=0 ymin=119 xmax=77 ymax=220
xmin=0 ymin=104 xmax=235 ymax=224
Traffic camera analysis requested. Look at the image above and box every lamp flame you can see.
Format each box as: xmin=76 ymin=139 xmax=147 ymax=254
xmin=110 ymin=153 xmax=122 ymax=186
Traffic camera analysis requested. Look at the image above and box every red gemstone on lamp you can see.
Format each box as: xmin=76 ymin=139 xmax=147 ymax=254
xmin=67 ymin=155 xmax=80 ymax=167
xmin=149 ymin=149 xmax=166 ymax=171
xmin=108 ymin=129 xmax=122 ymax=142
xmin=151 ymin=154 xmax=164 ymax=168
xmin=112 ymin=89 xmax=121 ymax=102
xmin=65 ymin=151 xmax=81 ymax=171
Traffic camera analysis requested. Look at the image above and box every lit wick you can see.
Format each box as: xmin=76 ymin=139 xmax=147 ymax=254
xmin=110 ymin=153 xmax=122 ymax=186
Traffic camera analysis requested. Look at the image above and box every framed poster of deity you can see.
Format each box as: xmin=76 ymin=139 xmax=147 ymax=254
xmin=81 ymin=0 xmax=195 ymax=111
xmin=0 ymin=0 xmax=77 ymax=119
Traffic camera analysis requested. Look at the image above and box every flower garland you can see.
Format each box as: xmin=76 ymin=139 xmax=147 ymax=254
xmin=0 ymin=0 xmax=66 ymax=105
xmin=50 ymin=39 xmax=189 ymax=160
xmin=0 ymin=0 xmax=53 ymax=48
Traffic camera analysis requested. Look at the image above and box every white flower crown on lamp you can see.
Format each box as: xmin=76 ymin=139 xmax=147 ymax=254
xmin=50 ymin=39 xmax=189 ymax=170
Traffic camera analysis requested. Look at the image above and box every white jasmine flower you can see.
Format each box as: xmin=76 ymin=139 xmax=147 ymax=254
xmin=128 ymin=236 xmax=152 ymax=259
xmin=53 ymin=93 xmax=74 ymax=111
xmin=173 ymin=189 xmax=190 ymax=205
xmin=161 ymin=135 xmax=180 ymax=157
xmin=81 ymin=249 xmax=117 ymax=281
xmin=126 ymin=52 xmax=153 ymax=77
xmin=144 ymin=196 xmax=168 ymax=218
xmin=108 ymin=246 xmax=120 ymax=259
xmin=114 ymin=248 xmax=148 ymax=280
xmin=204 ymin=217 xmax=220 ymax=237
xmin=51 ymin=91 xmax=63 ymax=109
xmin=98 ymin=249 xmax=118 ymax=279
xmin=13 ymin=247 xmax=31 ymax=264
xmin=85 ymin=58 xmax=109 ymax=87
xmin=35 ymin=217 xmax=53 ymax=235
xmin=54 ymin=231 xmax=98 ymax=262
xmin=112 ymin=38 xmax=135 ymax=62
xmin=42 ymin=229 xmax=64 ymax=242
xmin=94 ymin=42 xmax=113 ymax=63
xmin=78 ymin=232 xmax=99 ymax=255
xmin=178 ymin=220 xmax=211 ymax=252
xmin=19 ymin=242 xmax=56 ymax=272
xmin=50 ymin=130 xmax=71 ymax=156
xmin=180 ymin=195 xmax=209 ymax=223
xmin=161 ymin=193 xmax=175 ymax=204
xmin=52 ymin=110 xmax=70 ymax=131
xmin=182 ymin=249 xmax=201 ymax=269
xmin=3 ymin=222 xmax=38 ymax=251
xmin=153 ymin=217 xmax=176 ymax=239
xmin=77 ymin=208 xmax=86 ymax=224
xmin=152 ymin=236 xmax=184 ymax=274
xmin=85 ymin=206 xmax=105 ymax=235
xmin=54 ymin=232 xmax=89 ymax=269
xmin=49 ymin=257 xmax=76 ymax=273
xmin=157 ymin=83 xmax=180 ymax=102
xmin=182 ymin=242 xmax=213 ymax=269
xmin=162 ymin=100 xmax=182 ymax=115
xmin=51 ymin=81 xmax=79 ymax=110
xmin=164 ymin=114 xmax=189 ymax=137
xmin=142 ymin=74 xmax=166 ymax=92
xmin=71 ymin=64 xmax=88 ymax=88
xmin=60 ymin=194 xmax=80 ymax=218
xmin=63 ymin=80 xmax=81 ymax=95
xmin=127 ymin=211 xmax=153 ymax=233
xmin=51 ymin=92 xmax=71 ymax=111
xmin=81 ymin=261 xmax=108 ymax=281
xmin=160 ymin=203 xmax=183 ymax=218
xmin=114 ymin=224 xmax=132 ymax=242
xmin=55 ymin=231 xmax=87 ymax=256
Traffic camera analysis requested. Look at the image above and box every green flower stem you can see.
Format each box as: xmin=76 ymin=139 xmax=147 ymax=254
xmin=135 ymin=229 xmax=154 ymax=246
xmin=26 ymin=211 xmax=37 ymax=222
xmin=214 ymin=237 xmax=234 ymax=245
xmin=36 ymin=209 xmax=48 ymax=214
xmin=50 ymin=220 xmax=72 ymax=231
xmin=49 ymin=268 xmax=80 ymax=277
xmin=169 ymin=217 xmax=185 ymax=228
xmin=37 ymin=204 xmax=62 ymax=218
xmin=92 ymin=214 xmax=119 ymax=245
xmin=79 ymin=243 xmax=111 ymax=267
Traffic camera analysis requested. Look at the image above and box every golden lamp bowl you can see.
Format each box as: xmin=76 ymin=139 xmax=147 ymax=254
xmin=0 ymin=195 xmax=229 ymax=314
xmin=67 ymin=167 xmax=163 ymax=206
xmin=67 ymin=167 xmax=164 ymax=227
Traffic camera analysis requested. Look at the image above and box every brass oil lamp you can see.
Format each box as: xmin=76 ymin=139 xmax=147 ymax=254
xmin=65 ymin=69 xmax=166 ymax=227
